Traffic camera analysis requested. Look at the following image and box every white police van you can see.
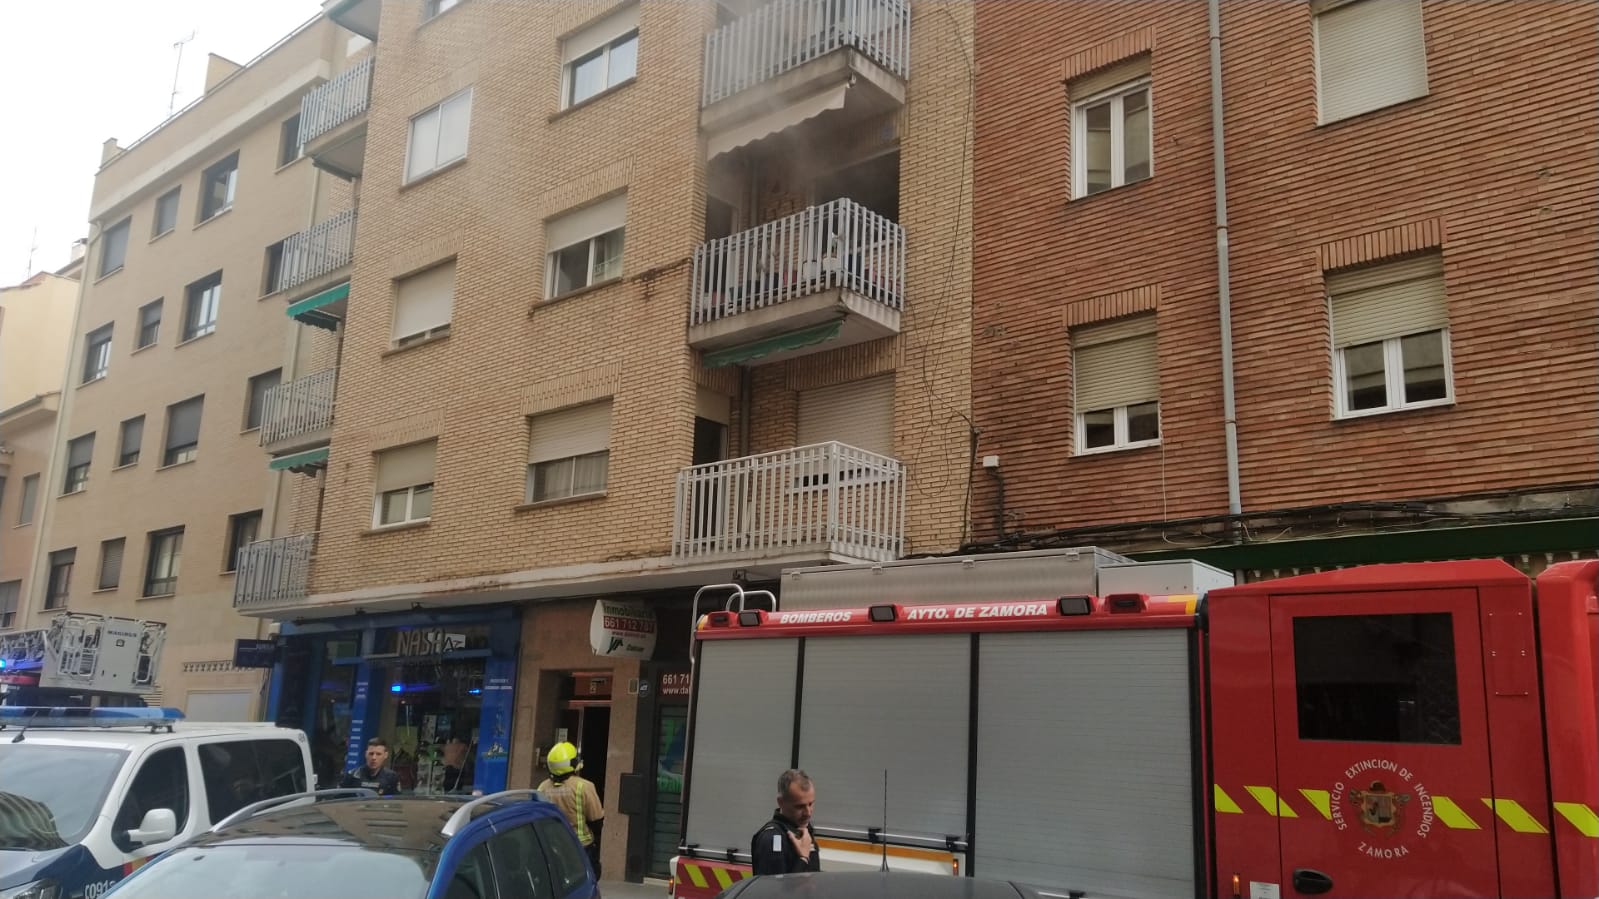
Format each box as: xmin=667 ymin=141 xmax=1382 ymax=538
xmin=0 ymin=706 xmax=314 ymax=899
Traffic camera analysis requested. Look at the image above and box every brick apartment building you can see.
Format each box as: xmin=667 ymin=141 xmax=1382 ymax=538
xmin=236 ymin=0 xmax=971 ymax=880
xmin=970 ymin=0 xmax=1598 ymax=577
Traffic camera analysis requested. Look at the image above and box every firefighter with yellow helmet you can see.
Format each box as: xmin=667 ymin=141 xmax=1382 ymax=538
xmin=538 ymin=741 xmax=605 ymax=876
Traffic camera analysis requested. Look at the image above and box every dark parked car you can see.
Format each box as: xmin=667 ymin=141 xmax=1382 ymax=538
xmin=714 ymin=871 xmax=1072 ymax=899
xmin=103 ymin=788 xmax=601 ymax=899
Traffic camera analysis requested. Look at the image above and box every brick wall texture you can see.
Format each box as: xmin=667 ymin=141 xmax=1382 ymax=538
xmin=971 ymin=0 xmax=1598 ymax=539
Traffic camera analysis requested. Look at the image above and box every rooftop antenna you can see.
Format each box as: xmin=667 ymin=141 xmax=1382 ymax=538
xmin=169 ymin=30 xmax=197 ymax=117
xmin=25 ymin=225 xmax=37 ymax=275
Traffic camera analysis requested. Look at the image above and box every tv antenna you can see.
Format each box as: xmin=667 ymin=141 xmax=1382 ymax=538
xmin=169 ymin=30 xmax=197 ymax=117
xmin=26 ymin=226 xmax=38 ymax=276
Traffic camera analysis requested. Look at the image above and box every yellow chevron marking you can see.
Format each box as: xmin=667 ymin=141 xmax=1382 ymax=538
xmin=712 ymin=867 xmax=734 ymax=889
xmin=1554 ymin=802 xmax=1599 ymax=838
xmin=1246 ymin=785 xmax=1298 ymax=818
xmin=683 ymin=864 xmax=709 ymax=889
xmin=1483 ymin=798 xmax=1548 ymax=834
xmin=1430 ymin=796 xmax=1481 ymax=830
xmin=1299 ymin=789 xmax=1331 ymax=820
xmin=1214 ymin=785 xmax=1243 ymax=814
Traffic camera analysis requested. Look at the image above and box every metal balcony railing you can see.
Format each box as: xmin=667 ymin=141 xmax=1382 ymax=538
xmin=299 ymin=56 xmax=374 ymax=146
xmin=233 ymin=534 xmax=316 ymax=609
xmin=672 ymin=441 xmax=905 ymax=562
xmin=691 ymin=199 xmax=905 ymax=327
xmin=703 ymin=0 xmax=910 ymax=106
xmin=260 ymin=369 xmax=336 ymax=448
xmin=278 ymin=209 xmax=356 ymax=294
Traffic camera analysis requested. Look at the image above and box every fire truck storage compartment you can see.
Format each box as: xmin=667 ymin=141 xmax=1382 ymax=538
xmin=777 ymin=547 xmax=1132 ymax=610
xmin=683 ymin=621 xmax=1198 ymax=897
xmin=976 ymin=629 xmax=1196 ymax=899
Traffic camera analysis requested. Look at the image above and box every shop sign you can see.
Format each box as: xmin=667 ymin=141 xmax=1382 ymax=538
xmin=660 ymin=672 xmax=692 ymax=697
xmin=392 ymin=629 xmax=468 ymax=658
xmin=232 ymin=639 xmax=277 ymax=669
xmin=589 ymin=600 xmax=657 ymax=659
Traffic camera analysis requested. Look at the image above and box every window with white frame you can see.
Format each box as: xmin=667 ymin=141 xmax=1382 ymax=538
xmin=562 ymin=5 xmax=639 ymax=108
xmin=99 ymin=217 xmax=130 ymax=277
xmin=64 ymin=433 xmax=95 ymax=494
xmin=1314 ymin=0 xmax=1427 ymax=125
xmin=546 ymin=194 xmax=626 ymax=299
xmin=1328 ymin=253 xmax=1450 ymax=418
xmin=83 ymin=324 xmax=113 ymax=383
xmin=144 ymin=527 xmax=184 ymax=597
xmin=1071 ymin=314 xmax=1160 ymax=453
xmin=393 ymin=260 xmax=456 ymax=346
xmin=183 ymin=271 xmax=222 ymax=341
xmin=1070 ymin=56 xmax=1152 ymax=198
xmin=405 ymin=89 xmax=473 ymax=182
xmin=374 ymin=441 xmax=437 ymax=527
xmin=163 ymin=395 xmax=204 ymax=466
xmin=199 ymin=152 xmax=239 ymax=221
xmin=527 ymin=401 xmax=612 ymax=503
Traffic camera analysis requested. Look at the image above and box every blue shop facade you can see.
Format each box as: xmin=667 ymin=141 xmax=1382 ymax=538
xmin=267 ymin=603 xmax=519 ymax=794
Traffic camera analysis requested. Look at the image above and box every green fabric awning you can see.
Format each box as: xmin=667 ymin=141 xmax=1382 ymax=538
xmin=269 ymin=446 xmax=330 ymax=472
xmin=287 ymin=281 xmax=349 ymax=331
xmin=702 ymin=320 xmax=843 ymax=368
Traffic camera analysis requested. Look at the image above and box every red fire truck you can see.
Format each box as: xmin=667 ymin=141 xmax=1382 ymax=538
xmin=670 ymin=554 xmax=1598 ymax=899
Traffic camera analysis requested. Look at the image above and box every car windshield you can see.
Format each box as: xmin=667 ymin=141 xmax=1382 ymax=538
xmin=108 ymin=843 xmax=434 ymax=898
xmin=0 ymin=743 xmax=128 ymax=849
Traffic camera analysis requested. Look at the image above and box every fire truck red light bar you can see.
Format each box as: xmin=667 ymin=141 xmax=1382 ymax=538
xmin=707 ymin=612 xmax=732 ymax=627
xmin=868 ymin=605 xmax=897 ymax=622
xmin=1106 ymin=594 xmax=1147 ymax=613
xmin=737 ymin=611 xmax=761 ymax=626
xmin=1057 ymin=596 xmax=1093 ymax=616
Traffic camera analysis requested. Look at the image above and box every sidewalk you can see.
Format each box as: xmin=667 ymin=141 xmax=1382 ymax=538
xmin=599 ymin=878 xmax=673 ymax=899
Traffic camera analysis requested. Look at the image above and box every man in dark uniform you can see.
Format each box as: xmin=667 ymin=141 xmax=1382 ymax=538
xmin=341 ymin=737 xmax=401 ymax=796
xmin=751 ymin=769 xmax=821 ymax=875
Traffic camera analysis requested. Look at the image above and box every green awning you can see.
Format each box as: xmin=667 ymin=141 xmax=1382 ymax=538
xmin=287 ymin=281 xmax=349 ymax=331
xmin=269 ymin=446 xmax=330 ymax=473
xmin=702 ymin=320 xmax=843 ymax=368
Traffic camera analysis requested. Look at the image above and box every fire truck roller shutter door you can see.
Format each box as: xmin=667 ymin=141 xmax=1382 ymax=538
xmin=975 ymin=629 xmax=1195 ymax=899
xmin=798 ymin=635 xmax=971 ymax=858
xmin=683 ymin=638 xmax=799 ymax=857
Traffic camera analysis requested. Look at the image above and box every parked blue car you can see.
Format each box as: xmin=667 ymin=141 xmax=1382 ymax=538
xmin=104 ymin=788 xmax=601 ymax=899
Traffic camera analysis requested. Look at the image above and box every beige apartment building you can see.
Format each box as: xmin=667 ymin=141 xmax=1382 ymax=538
xmin=19 ymin=17 xmax=360 ymax=717
xmin=0 ymin=255 xmax=82 ymax=640
xmin=235 ymin=0 xmax=971 ymax=880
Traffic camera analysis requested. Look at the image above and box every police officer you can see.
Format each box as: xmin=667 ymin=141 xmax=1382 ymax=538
xmin=751 ymin=769 xmax=821 ymax=875
xmin=340 ymin=737 xmax=401 ymax=796
xmin=538 ymin=742 xmax=605 ymax=876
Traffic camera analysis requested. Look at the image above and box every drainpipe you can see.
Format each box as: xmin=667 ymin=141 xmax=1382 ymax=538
xmin=1207 ymin=0 xmax=1243 ymax=531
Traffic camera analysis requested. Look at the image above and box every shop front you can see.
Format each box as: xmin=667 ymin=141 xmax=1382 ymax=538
xmin=268 ymin=604 xmax=519 ymax=795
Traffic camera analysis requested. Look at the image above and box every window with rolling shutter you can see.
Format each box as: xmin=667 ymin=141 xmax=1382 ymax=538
xmin=64 ymin=433 xmax=95 ymax=494
xmin=164 ymin=396 xmax=204 ymax=466
xmin=546 ymin=195 xmax=627 ymax=299
xmin=796 ymin=374 xmax=895 ymax=457
xmin=393 ymin=261 xmax=456 ymax=345
xmin=1314 ymin=0 xmax=1428 ymax=124
xmin=562 ymin=4 xmax=639 ymax=108
xmin=1071 ymin=314 xmax=1160 ymax=454
xmin=1328 ymin=253 xmax=1451 ymax=418
xmin=374 ymin=441 xmax=437 ymax=526
xmin=1069 ymin=56 xmax=1153 ymax=198
xmin=527 ymin=401 xmax=612 ymax=503
xmin=98 ymin=538 xmax=125 ymax=590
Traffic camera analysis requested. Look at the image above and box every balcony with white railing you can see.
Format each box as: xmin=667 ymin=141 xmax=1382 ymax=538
xmin=701 ymin=0 xmax=909 ymax=156
xmin=260 ymin=369 xmax=336 ymax=457
xmin=672 ymin=442 xmax=905 ymax=564
xmin=233 ymin=534 xmax=316 ymax=612
xmin=277 ymin=208 xmax=356 ymax=310
xmin=298 ymin=56 xmax=373 ymax=178
xmin=690 ymin=199 xmax=903 ymax=366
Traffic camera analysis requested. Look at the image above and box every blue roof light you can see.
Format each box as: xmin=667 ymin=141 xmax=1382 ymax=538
xmin=0 ymin=706 xmax=186 ymax=725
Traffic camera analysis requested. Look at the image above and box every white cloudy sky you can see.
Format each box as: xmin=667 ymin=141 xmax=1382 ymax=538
xmin=0 ymin=0 xmax=324 ymax=284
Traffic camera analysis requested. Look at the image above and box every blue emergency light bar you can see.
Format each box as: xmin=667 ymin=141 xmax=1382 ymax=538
xmin=0 ymin=706 xmax=186 ymax=727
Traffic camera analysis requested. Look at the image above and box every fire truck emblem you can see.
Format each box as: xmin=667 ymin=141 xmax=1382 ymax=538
xmin=1349 ymin=780 xmax=1411 ymax=835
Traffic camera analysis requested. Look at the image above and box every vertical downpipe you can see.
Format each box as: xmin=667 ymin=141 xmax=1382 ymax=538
xmin=1207 ymin=0 xmax=1243 ymax=530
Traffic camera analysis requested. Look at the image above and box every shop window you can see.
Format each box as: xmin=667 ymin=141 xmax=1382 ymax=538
xmin=198 ymin=739 xmax=310 ymax=822
xmin=1293 ymin=612 xmax=1460 ymax=744
xmin=113 ymin=747 xmax=190 ymax=851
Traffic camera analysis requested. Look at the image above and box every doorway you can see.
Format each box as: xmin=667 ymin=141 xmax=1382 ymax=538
xmin=558 ymin=672 xmax=613 ymax=795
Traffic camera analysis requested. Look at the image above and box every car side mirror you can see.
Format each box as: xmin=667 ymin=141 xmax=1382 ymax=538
xmin=127 ymin=808 xmax=179 ymax=846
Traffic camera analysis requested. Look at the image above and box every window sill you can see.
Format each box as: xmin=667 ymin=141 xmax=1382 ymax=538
xmin=113 ymin=462 xmax=138 ymax=471
xmin=401 ymin=156 xmax=468 ymax=192
xmin=11 ymin=522 xmax=34 ymax=529
xmin=78 ymin=374 xmax=108 ymax=389
xmin=383 ymin=331 xmax=451 ymax=358
xmin=515 ymin=491 xmax=607 ymax=512
xmin=533 ymin=277 xmax=624 ymax=313
xmin=56 ymin=489 xmax=86 ymax=500
xmin=1316 ymin=92 xmax=1430 ymax=131
xmin=418 ymin=1 xmax=468 ymax=30
xmin=1334 ymin=398 xmax=1454 ymax=422
xmin=549 ymin=77 xmax=639 ymax=122
xmin=363 ymin=519 xmax=432 ymax=536
xmin=194 ymin=206 xmax=234 ymax=230
xmin=93 ymin=587 xmax=119 ymax=595
xmin=177 ymin=330 xmax=216 ymax=348
xmin=275 ymin=155 xmax=308 ymax=175
xmin=221 ymin=569 xmax=238 ymax=577
xmin=241 ymin=426 xmax=262 ymax=436
xmin=132 ymin=342 xmax=159 ymax=356
xmin=1068 ymin=174 xmax=1154 ymax=206
xmin=157 ymin=459 xmax=198 ymax=472
xmin=1074 ymin=439 xmax=1161 ymax=458
xmin=93 ymin=266 xmax=125 ymax=285
xmin=150 ymin=228 xmax=175 ymax=245
xmin=140 ymin=592 xmax=177 ymax=600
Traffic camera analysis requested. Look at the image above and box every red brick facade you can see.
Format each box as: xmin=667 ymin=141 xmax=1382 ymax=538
xmin=971 ymin=0 xmax=1598 ymax=542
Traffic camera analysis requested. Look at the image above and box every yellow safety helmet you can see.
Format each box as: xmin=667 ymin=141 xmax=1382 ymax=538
xmin=547 ymin=741 xmax=581 ymax=775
